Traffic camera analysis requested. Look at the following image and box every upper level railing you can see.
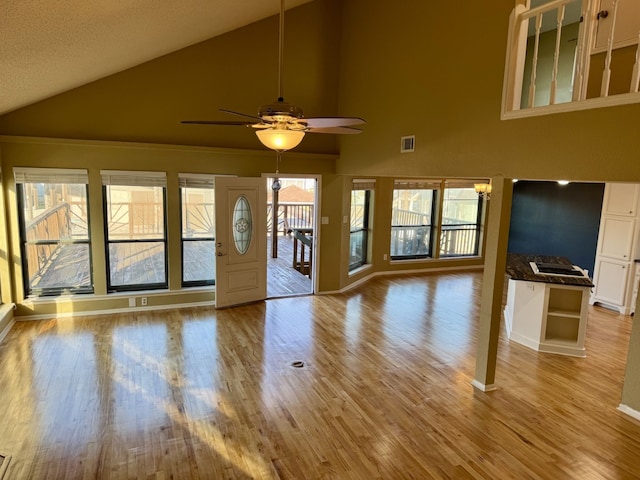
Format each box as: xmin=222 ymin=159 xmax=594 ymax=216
xmin=502 ymin=0 xmax=640 ymax=118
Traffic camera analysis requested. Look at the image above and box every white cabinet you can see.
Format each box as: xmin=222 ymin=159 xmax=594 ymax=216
xmin=597 ymin=217 xmax=635 ymax=260
xmin=592 ymin=259 xmax=630 ymax=306
xmin=594 ymin=0 xmax=640 ymax=53
xmin=602 ymin=182 xmax=639 ymax=216
xmin=505 ymin=279 xmax=590 ymax=357
xmin=590 ymin=183 xmax=640 ymax=314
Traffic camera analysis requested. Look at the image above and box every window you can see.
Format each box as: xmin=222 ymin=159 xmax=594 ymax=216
xmin=440 ymin=184 xmax=483 ymax=257
xmin=349 ymin=179 xmax=374 ymax=271
xmin=180 ymin=174 xmax=215 ymax=286
xmin=102 ymin=171 xmax=167 ymax=292
xmin=390 ymin=180 xmax=439 ymax=260
xmin=15 ymin=168 xmax=92 ymax=296
xmin=390 ymin=179 xmax=486 ymax=261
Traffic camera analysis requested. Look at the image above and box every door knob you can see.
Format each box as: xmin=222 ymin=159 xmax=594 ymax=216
xmin=597 ymin=10 xmax=608 ymax=19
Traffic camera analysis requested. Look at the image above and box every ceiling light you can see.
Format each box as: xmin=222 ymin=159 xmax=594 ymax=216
xmin=256 ymin=128 xmax=305 ymax=152
xmin=557 ymin=180 xmax=570 ymax=185
xmin=474 ymin=183 xmax=492 ymax=198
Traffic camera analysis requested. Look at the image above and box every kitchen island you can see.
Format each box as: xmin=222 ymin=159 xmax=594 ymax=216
xmin=504 ymin=253 xmax=594 ymax=357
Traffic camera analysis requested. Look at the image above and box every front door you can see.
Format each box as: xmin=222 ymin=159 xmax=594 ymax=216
xmin=214 ymin=176 xmax=267 ymax=308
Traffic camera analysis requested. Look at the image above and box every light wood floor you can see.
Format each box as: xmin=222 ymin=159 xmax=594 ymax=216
xmin=0 ymin=272 xmax=639 ymax=479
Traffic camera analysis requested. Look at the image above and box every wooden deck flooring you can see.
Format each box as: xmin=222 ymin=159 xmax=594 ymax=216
xmin=0 ymin=272 xmax=639 ymax=478
xmin=33 ymin=234 xmax=311 ymax=297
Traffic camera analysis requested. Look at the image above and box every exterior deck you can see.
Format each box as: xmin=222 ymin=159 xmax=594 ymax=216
xmin=30 ymin=234 xmax=311 ymax=298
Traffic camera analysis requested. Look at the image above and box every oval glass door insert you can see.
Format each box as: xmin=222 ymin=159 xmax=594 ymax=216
xmin=232 ymin=195 xmax=252 ymax=255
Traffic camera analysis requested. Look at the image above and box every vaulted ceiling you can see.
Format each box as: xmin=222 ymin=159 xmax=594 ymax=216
xmin=0 ymin=0 xmax=312 ymax=115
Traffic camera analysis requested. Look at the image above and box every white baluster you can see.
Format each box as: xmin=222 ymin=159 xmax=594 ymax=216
xmin=528 ymin=13 xmax=544 ymax=108
xmin=601 ymin=0 xmax=620 ymax=97
xmin=550 ymin=4 xmax=566 ymax=104
xmin=630 ymin=31 xmax=640 ymax=93
xmin=572 ymin=0 xmax=594 ymax=102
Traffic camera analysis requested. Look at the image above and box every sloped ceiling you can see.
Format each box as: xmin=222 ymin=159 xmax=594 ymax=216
xmin=0 ymin=0 xmax=312 ymax=115
xmin=0 ymin=0 xmax=346 ymax=153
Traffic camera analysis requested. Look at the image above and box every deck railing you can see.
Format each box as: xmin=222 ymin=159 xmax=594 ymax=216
xmin=267 ymin=202 xmax=314 ymax=236
xmin=440 ymin=224 xmax=480 ymax=257
xmin=107 ymin=202 xmax=164 ymax=239
xmin=24 ymin=203 xmax=72 ymax=281
xmin=503 ymin=0 xmax=640 ymax=117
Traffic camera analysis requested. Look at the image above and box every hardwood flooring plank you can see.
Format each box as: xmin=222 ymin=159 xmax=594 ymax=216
xmin=0 ymin=272 xmax=640 ymax=478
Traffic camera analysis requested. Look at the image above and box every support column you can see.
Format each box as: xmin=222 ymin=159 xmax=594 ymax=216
xmin=473 ymin=176 xmax=513 ymax=392
xmin=619 ymin=292 xmax=640 ymax=419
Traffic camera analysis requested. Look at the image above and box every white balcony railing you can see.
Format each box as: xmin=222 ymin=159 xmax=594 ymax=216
xmin=502 ymin=0 xmax=640 ymax=118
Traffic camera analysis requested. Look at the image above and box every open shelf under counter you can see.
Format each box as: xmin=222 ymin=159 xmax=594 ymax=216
xmin=504 ymin=254 xmax=593 ymax=357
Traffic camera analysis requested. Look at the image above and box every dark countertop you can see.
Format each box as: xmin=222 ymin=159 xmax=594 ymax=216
xmin=506 ymin=253 xmax=594 ymax=287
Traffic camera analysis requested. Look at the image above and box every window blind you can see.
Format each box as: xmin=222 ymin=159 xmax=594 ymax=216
xmin=352 ymin=178 xmax=376 ymax=190
xmin=444 ymin=179 xmax=489 ymax=189
xmin=14 ymin=167 xmax=88 ymax=184
xmin=101 ymin=170 xmax=166 ymax=187
xmin=394 ymin=179 xmax=442 ymax=190
xmin=178 ymin=173 xmax=216 ymax=189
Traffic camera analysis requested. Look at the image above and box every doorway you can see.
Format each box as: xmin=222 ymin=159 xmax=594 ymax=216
xmin=266 ymin=175 xmax=317 ymax=298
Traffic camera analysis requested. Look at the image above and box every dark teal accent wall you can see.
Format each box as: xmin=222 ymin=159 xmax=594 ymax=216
xmin=507 ymin=181 xmax=605 ymax=276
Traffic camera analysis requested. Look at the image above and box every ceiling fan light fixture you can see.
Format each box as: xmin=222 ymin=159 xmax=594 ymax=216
xmin=256 ymin=128 xmax=305 ymax=152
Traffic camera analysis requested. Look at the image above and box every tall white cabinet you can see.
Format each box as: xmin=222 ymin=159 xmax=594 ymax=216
xmin=590 ymin=183 xmax=640 ymax=315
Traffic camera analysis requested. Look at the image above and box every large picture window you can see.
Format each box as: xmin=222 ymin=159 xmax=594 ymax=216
xmin=349 ymin=179 xmax=375 ymax=271
xmin=390 ymin=179 xmax=486 ymax=261
xmin=102 ymin=171 xmax=167 ymax=292
xmin=15 ymin=168 xmax=92 ymax=296
xmin=390 ymin=180 xmax=439 ymax=260
xmin=440 ymin=183 xmax=483 ymax=257
xmin=180 ymin=174 xmax=215 ymax=286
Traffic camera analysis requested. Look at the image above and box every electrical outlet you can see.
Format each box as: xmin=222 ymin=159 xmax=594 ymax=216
xmin=141 ymin=297 xmax=148 ymax=306
xmin=383 ymin=254 xmax=388 ymax=261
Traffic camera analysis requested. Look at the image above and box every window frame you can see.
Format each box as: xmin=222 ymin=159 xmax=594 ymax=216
xmin=102 ymin=171 xmax=168 ymax=293
xmin=439 ymin=186 xmax=484 ymax=258
xmin=349 ymin=183 xmax=373 ymax=272
xmin=179 ymin=173 xmax=216 ymax=287
xmin=390 ymin=181 xmax=439 ymax=261
xmin=15 ymin=168 xmax=94 ymax=296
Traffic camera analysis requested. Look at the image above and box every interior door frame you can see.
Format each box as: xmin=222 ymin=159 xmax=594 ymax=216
xmin=263 ymin=172 xmax=322 ymax=296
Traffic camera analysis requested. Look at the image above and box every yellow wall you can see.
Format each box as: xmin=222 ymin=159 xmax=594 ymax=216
xmin=1 ymin=0 xmax=640 ymax=409
xmin=0 ymin=0 xmax=343 ymax=154
xmin=0 ymin=137 xmax=336 ymax=317
xmin=336 ymin=0 xmax=640 ymax=183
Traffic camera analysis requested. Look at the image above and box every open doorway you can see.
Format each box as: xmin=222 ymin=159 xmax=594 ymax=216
xmin=266 ymin=176 xmax=317 ymax=298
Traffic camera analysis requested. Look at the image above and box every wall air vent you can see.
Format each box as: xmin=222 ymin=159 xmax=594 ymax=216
xmin=400 ymin=135 xmax=415 ymax=153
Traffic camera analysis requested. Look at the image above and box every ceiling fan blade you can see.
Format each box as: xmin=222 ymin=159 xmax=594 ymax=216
xmin=307 ymin=126 xmax=363 ymax=134
xmin=219 ymin=108 xmax=267 ymax=122
xmin=302 ymin=117 xmax=366 ymax=129
xmin=181 ymin=120 xmax=255 ymax=126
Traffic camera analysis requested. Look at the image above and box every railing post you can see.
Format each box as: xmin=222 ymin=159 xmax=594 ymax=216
xmin=601 ymin=0 xmax=620 ymax=97
xmin=550 ymin=4 xmax=566 ymax=105
xmin=528 ymin=13 xmax=544 ymax=108
xmin=631 ymin=31 xmax=640 ymax=93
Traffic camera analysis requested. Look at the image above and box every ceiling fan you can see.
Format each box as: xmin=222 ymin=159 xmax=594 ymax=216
xmin=181 ymin=0 xmax=365 ymax=152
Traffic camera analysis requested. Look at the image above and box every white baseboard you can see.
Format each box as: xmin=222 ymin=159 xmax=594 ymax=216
xmin=503 ymin=307 xmax=512 ymax=338
xmin=471 ymin=380 xmax=497 ymax=392
xmin=15 ymin=300 xmax=216 ymax=321
xmin=0 ymin=319 xmax=14 ymax=343
xmin=0 ymin=304 xmax=15 ymax=343
xmin=319 ymin=264 xmax=484 ymax=295
xmin=618 ymin=404 xmax=640 ymax=422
